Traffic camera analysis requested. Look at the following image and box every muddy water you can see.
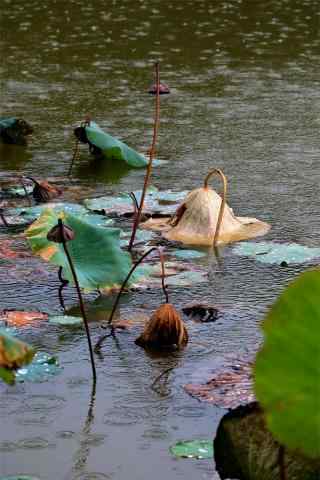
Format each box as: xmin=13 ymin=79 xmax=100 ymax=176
xmin=0 ymin=1 xmax=320 ymax=479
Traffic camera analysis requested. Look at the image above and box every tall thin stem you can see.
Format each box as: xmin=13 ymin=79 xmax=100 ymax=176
xmin=19 ymin=176 xmax=32 ymax=207
xmin=203 ymin=168 xmax=227 ymax=247
xmin=128 ymin=62 xmax=160 ymax=251
xmin=94 ymin=246 xmax=168 ymax=352
xmin=58 ymin=219 xmax=96 ymax=383
xmin=159 ymin=247 xmax=169 ymax=303
xmin=278 ymin=445 xmax=287 ymax=480
xmin=68 ymin=138 xmax=80 ymax=177
xmin=0 ymin=210 xmax=8 ymax=227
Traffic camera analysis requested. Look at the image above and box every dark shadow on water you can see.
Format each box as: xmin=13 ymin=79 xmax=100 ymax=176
xmin=0 ymin=143 xmax=33 ymax=171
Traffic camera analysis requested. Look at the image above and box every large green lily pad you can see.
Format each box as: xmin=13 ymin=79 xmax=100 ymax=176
xmin=170 ymin=440 xmax=213 ymax=459
xmin=0 ymin=329 xmax=35 ymax=385
xmin=234 ymin=241 xmax=320 ymax=265
xmin=26 ymin=208 xmax=132 ymax=291
xmin=86 ymin=121 xmax=148 ymax=168
xmin=254 ymin=270 xmax=320 ymax=458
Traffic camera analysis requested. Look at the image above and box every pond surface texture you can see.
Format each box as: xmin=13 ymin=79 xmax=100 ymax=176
xmin=1 ymin=1 xmax=320 ymax=479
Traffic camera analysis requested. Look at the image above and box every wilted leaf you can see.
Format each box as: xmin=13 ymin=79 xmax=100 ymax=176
xmin=0 ymin=310 xmax=48 ymax=327
xmin=184 ymin=358 xmax=255 ymax=408
xmin=234 ymin=241 xmax=320 ymax=265
xmin=170 ymin=440 xmax=213 ymax=459
xmin=26 ymin=208 xmax=133 ymax=291
xmin=255 ymin=270 xmax=320 ymax=459
xmin=85 ymin=121 xmax=148 ymax=168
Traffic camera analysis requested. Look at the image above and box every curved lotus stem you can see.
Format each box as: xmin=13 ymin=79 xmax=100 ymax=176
xmin=203 ymin=168 xmax=227 ymax=247
xmin=128 ymin=62 xmax=160 ymax=251
xmin=19 ymin=176 xmax=32 ymax=207
xmin=94 ymin=246 xmax=169 ymax=352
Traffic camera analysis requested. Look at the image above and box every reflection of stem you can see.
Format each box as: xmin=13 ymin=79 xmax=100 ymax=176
xmin=72 ymin=381 xmax=96 ymax=475
xmin=278 ymin=445 xmax=287 ymax=480
xmin=58 ymin=219 xmax=97 ymax=383
xmin=159 ymin=247 xmax=169 ymax=303
xmin=128 ymin=62 xmax=160 ymax=251
xmin=57 ymin=266 xmax=68 ymax=312
xmin=203 ymin=168 xmax=227 ymax=247
xmin=68 ymin=138 xmax=80 ymax=177
xmin=94 ymin=246 xmax=168 ymax=352
xmin=151 ymin=366 xmax=174 ymax=392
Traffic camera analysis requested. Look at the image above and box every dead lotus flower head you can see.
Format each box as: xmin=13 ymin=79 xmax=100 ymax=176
xmin=47 ymin=222 xmax=75 ymax=243
xmin=135 ymin=303 xmax=188 ymax=351
xmin=26 ymin=177 xmax=62 ymax=203
xmin=144 ymin=169 xmax=270 ymax=246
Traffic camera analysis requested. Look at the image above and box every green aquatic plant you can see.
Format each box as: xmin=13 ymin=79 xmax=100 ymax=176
xmin=254 ymin=269 xmax=320 ymax=459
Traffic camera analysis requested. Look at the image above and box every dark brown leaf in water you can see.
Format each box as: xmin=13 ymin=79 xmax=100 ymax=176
xmin=182 ymin=302 xmax=220 ymax=322
xmin=0 ymin=239 xmax=31 ymax=259
xmin=184 ymin=358 xmax=255 ymax=409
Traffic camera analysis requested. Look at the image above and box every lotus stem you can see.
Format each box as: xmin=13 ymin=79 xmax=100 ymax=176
xmin=203 ymin=168 xmax=227 ymax=247
xmin=68 ymin=138 xmax=80 ymax=177
xmin=129 ymin=192 xmax=139 ymax=215
xmin=0 ymin=210 xmax=8 ymax=227
xmin=128 ymin=62 xmax=160 ymax=251
xmin=159 ymin=247 xmax=169 ymax=303
xmin=94 ymin=246 xmax=168 ymax=352
xmin=278 ymin=445 xmax=287 ymax=480
xmin=58 ymin=219 xmax=97 ymax=383
xmin=57 ymin=266 xmax=68 ymax=312
xmin=19 ymin=176 xmax=32 ymax=207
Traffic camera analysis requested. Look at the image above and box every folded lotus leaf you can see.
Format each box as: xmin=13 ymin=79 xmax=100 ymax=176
xmin=25 ymin=208 xmax=133 ymax=291
xmin=85 ymin=121 xmax=148 ymax=168
xmin=0 ymin=329 xmax=35 ymax=384
xmin=144 ymin=187 xmax=270 ymax=246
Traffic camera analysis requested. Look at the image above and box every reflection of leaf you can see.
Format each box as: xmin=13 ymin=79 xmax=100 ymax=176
xmin=255 ymin=270 xmax=320 ymax=458
xmin=86 ymin=121 xmax=148 ymax=168
xmin=234 ymin=241 xmax=320 ymax=265
xmin=26 ymin=209 xmax=132 ymax=291
xmin=0 ymin=329 xmax=35 ymax=385
xmin=170 ymin=440 xmax=213 ymax=459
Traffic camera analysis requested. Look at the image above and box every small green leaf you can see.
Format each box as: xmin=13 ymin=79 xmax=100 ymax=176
xmin=255 ymin=270 xmax=320 ymax=458
xmin=49 ymin=315 xmax=83 ymax=326
xmin=86 ymin=121 xmax=148 ymax=168
xmin=170 ymin=440 xmax=213 ymax=459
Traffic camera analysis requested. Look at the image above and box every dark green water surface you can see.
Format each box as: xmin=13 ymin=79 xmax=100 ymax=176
xmin=0 ymin=1 xmax=319 ymax=479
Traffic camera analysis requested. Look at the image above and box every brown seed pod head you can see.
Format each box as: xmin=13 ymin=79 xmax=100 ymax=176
xmin=47 ymin=223 xmax=75 ymax=243
xmin=148 ymin=82 xmax=170 ymax=95
xmin=135 ymin=303 xmax=188 ymax=350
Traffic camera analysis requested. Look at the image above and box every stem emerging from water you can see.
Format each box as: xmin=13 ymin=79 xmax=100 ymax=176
xmin=58 ymin=219 xmax=97 ymax=383
xmin=94 ymin=246 xmax=168 ymax=352
xmin=203 ymin=168 xmax=227 ymax=247
xmin=128 ymin=62 xmax=160 ymax=251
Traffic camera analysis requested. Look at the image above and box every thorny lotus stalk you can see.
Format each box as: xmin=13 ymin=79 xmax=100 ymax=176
xmin=94 ymin=246 xmax=169 ymax=352
xmin=203 ymin=168 xmax=227 ymax=247
xmin=128 ymin=62 xmax=161 ymax=251
xmin=57 ymin=219 xmax=97 ymax=383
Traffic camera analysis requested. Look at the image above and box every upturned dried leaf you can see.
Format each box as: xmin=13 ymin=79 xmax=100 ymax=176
xmin=135 ymin=303 xmax=188 ymax=350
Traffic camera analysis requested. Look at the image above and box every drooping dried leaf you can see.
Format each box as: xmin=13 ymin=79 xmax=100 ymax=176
xmin=184 ymin=358 xmax=255 ymax=408
xmin=135 ymin=303 xmax=188 ymax=350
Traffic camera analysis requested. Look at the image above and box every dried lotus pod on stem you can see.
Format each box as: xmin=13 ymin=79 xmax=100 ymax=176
xmin=47 ymin=219 xmax=96 ymax=384
xmin=94 ymin=247 xmax=188 ymax=352
xmin=25 ymin=176 xmax=62 ymax=203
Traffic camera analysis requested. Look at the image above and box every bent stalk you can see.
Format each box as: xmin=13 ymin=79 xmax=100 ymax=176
xmin=203 ymin=168 xmax=227 ymax=247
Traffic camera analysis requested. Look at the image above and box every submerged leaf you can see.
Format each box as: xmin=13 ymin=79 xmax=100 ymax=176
xmin=255 ymin=270 xmax=320 ymax=459
xmin=0 ymin=311 xmax=48 ymax=327
xmin=85 ymin=121 xmax=148 ymax=168
xmin=234 ymin=241 xmax=320 ymax=265
xmin=170 ymin=440 xmax=213 ymax=459
xmin=49 ymin=315 xmax=83 ymax=326
xmin=15 ymin=352 xmax=61 ymax=382
xmin=26 ymin=208 xmax=132 ymax=291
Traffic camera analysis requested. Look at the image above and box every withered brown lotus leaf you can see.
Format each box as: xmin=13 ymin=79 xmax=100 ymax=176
xmin=135 ymin=303 xmax=188 ymax=350
xmin=33 ymin=181 xmax=62 ymax=203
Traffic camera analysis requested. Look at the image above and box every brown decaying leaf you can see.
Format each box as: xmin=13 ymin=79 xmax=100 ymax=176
xmin=135 ymin=303 xmax=188 ymax=350
xmin=33 ymin=181 xmax=62 ymax=203
xmin=184 ymin=358 xmax=255 ymax=409
xmin=0 ymin=310 xmax=48 ymax=327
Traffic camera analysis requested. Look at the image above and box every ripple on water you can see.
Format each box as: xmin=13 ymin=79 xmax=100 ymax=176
xmin=23 ymin=394 xmax=66 ymax=413
xmin=72 ymin=474 xmax=112 ymax=480
xmin=16 ymin=437 xmax=52 ymax=450
xmin=103 ymin=407 xmax=142 ymax=426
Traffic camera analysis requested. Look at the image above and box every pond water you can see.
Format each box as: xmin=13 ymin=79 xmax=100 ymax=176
xmin=0 ymin=1 xmax=320 ymax=479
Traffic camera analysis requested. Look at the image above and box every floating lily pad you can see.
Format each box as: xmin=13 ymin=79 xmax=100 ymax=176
xmin=9 ymin=202 xmax=88 ymax=221
xmin=15 ymin=352 xmax=61 ymax=382
xmin=234 ymin=241 xmax=320 ymax=265
xmin=0 ymin=476 xmax=41 ymax=479
xmin=170 ymin=440 xmax=213 ymax=459
xmin=49 ymin=315 xmax=83 ymax=326
xmin=85 ymin=121 xmax=148 ymax=168
xmin=172 ymin=249 xmax=207 ymax=260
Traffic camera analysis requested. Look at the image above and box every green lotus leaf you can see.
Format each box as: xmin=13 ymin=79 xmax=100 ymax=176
xmin=0 ymin=329 xmax=35 ymax=385
xmin=0 ymin=117 xmax=17 ymax=130
xmin=234 ymin=241 xmax=320 ymax=265
xmin=170 ymin=440 xmax=213 ymax=459
xmin=254 ymin=270 xmax=320 ymax=458
xmin=172 ymin=249 xmax=207 ymax=260
xmin=25 ymin=208 xmax=132 ymax=291
xmin=86 ymin=121 xmax=148 ymax=168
